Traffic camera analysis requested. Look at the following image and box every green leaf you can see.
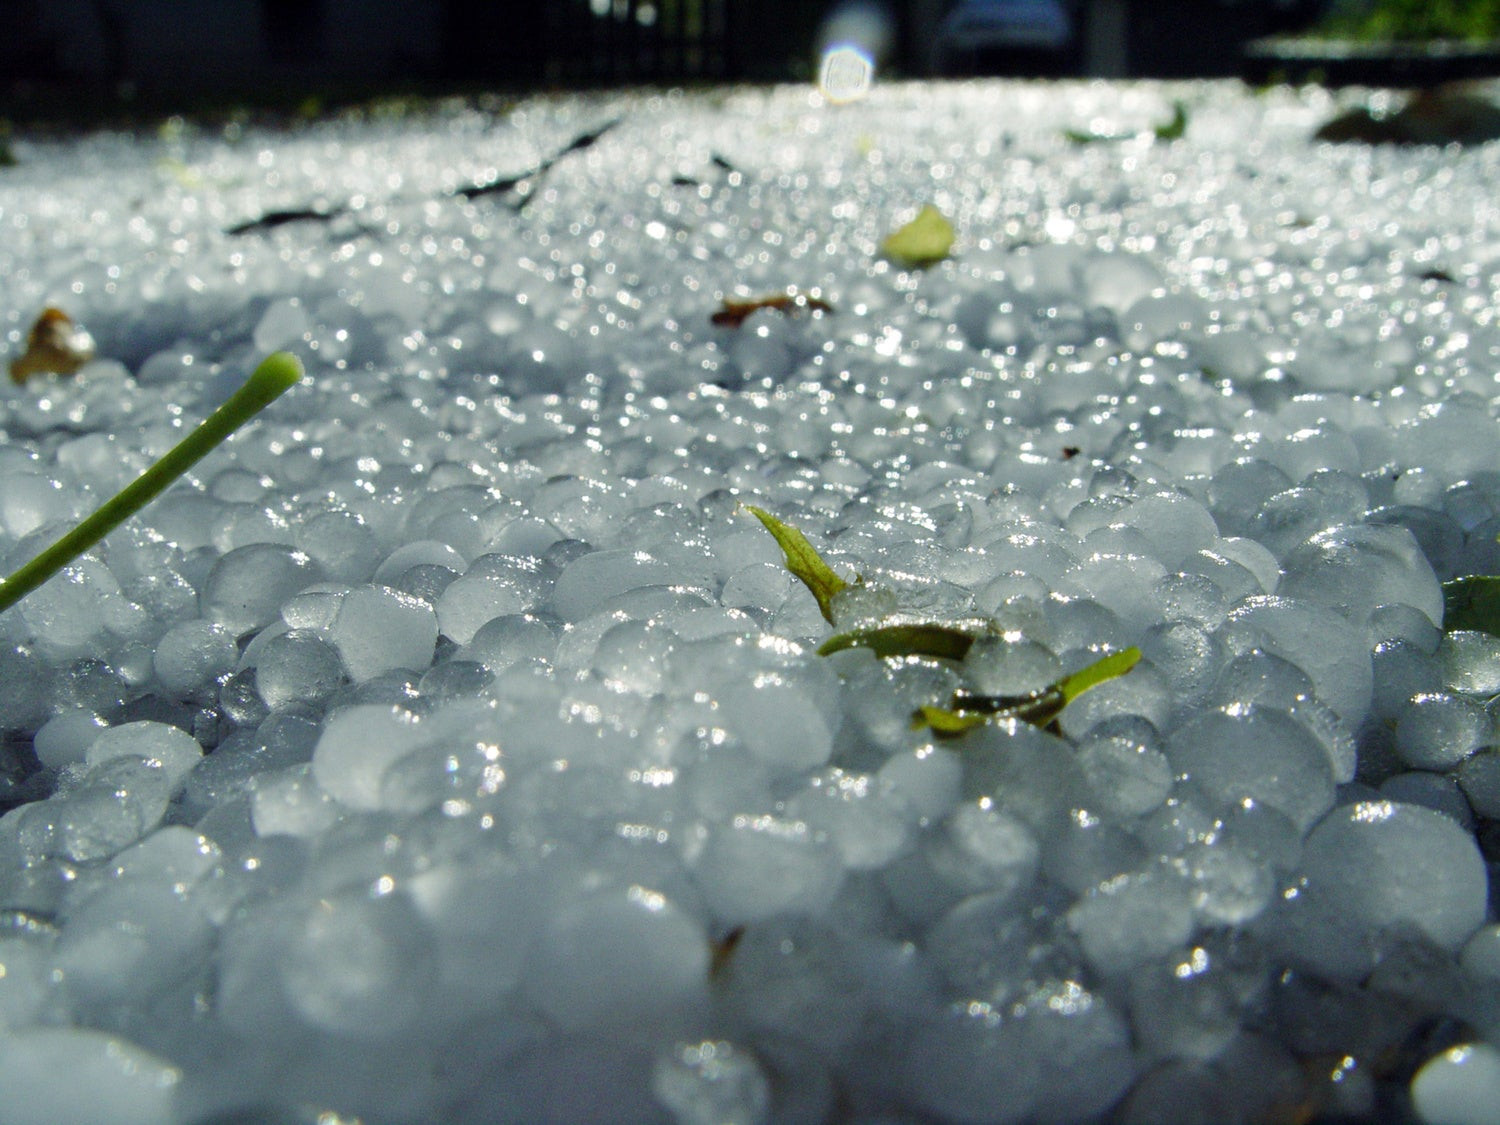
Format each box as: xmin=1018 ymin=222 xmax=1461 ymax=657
xmin=1153 ymin=101 xmax=1188 ymax=141
xmin=1065 ymin=103 xmax=1187 ymax=145
xmin=881 ymin=204 xmax=954 ymax=268
xmin=743 ymin=504 xmax=851 ymax=625
xmin=818 ymin=622 xmax=979 ymax=660
xmin=915 ymin=647 xmax=1143 ymax=736
xmin=1444 ymin=574 xmax=1500 ymax=637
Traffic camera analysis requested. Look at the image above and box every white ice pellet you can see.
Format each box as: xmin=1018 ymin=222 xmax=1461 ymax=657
xmin=1075 ymin=729 xmax=1173 ymax=818
xmin=200 ymin=543 xmax=322 ymax=636
xmin=693 ymin=814 xmax=843 ymax=924
xmin=252 ymin=297 xmax=310 ymax=353
xmin=1274 ymin=800 xmax=1488 ymax=982
xmin=1394 ymin=692 xmax=1490 ymax=770
xmin=1439 ymin=630 xmax=1500 ymax=696
xmin=713 ymin=664 xmax=840 ymax=773
xmin=1081 ymin=251 xmax=1164 ymax=315
xmin=0 ymin=1027 xmax=179 ymax=1125
xmin=310 ymin=704 xmax=425 ymax=811
xmin=330 ymin=584 xmax=438 ymax=681
xmin=151 ymin=618 xmax=237 ymax=697
xmin=900 ymin=1001 xmax=1042 ymax=1125
xmin=0 ymin=940 xmax=49 ymax=1029
xmin=1067 ymin=864 xmax=1195 ymax=977
xmin=522 ymin=884 xmax=708 ymax=1031
xmin=54 ymin=877 xmax=212 ymax=1008
xmin=1108 ymin=492 xmax=1219 ymax=570
xmin=1460 ymin=925 xmax=1500 ymax=980
xmin=785 ymin=768 xmax=912 ymax=870
xmin=253 ymin=629 xmax=344 ymax=708
xmin=652 ymin=1040 xmax=770 ymax=1125
xmin=457 ymin=612 xmax=557 ymax=673
xmin=371 ymin=540 xmax=466 ymax=586
xmin=435 ymin=571 xmax=532 ymax=644
xmin=296 ymin=509 xmax=380 ymax=582
xmin=1221 ymin=596 xmax=1373 ymax=723
xmin=1278 ymin=523 xmax=1443 ymax=629
xmin=1379 ymin=771 xmax=1476 ymax=830
xmin=1411 ymin=1043 xmax=1500 ymax=1125
xmin=876 ymin=744 xmax=964 ymax=823
xmin=249 ymin=765 xmax=342 ymax=838
xmin=280 ymin=886 xmax=435 ymax=1037
xmin=31 ymin=709 xmax=108 ymax=771
xmin=1456 ymin=749 xmax=1500 ymax=819
xmin=551 ymin=548 xmax=682 ymax=623
xmin=84 ymin=721 xmax=203 ymax=792
xmin=1167 ymin=705 xmax=1334 ymax=830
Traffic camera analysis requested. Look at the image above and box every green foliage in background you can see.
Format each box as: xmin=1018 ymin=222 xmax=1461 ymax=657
xmin=1315 ymin=0 xmax=1500 ymax=42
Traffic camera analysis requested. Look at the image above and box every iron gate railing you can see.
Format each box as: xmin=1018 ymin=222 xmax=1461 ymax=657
xmin=444 ymin=0 xmax=835 ymax=86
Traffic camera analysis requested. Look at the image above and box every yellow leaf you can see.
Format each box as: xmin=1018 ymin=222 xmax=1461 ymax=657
xmin=881 ymin=204 xmax=954 ymax=268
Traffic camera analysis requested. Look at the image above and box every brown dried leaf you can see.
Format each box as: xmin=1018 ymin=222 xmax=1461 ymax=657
xmin=9 ymin=307 xmax=96 ymax=385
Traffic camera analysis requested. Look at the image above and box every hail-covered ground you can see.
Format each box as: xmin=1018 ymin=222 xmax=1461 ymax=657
xmin=1 ymin=77 xmax=1499 ymax=1124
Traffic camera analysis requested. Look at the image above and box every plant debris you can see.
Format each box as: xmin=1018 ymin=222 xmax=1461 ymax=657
xmin=1443 ymin=573 xmax=1500 ymax=637
xmin=226 ymin=205 xmax=345 ymax=236
xmin=228 ymin=118 xmax=624 ymax=233
xmin=818 ymin=621 xmax=980 ymax=661
xmin=1064 ymin=101 xmax=1188 ymax=145
xmin=742 ymin=505 xmax=853 ymax=624
xmin=1315 ymin=86 xmax=1500 ymax=146
xmin=747 ymin=507 xmax=1142 ymax=736
xmin=708 ymin=925 xmax=745 ymax=980
xmin=918 ymin=647 xmax=1143 ymax=736
xmin=454 ymin=117 xmax=622 ymax=205
xmin=880 ymin=204 xmax=954 ymax=268
xmin=8 ymin=307 xmax=96 ymax=384
xmin=711 ymin=291 xmax=834 ymax=328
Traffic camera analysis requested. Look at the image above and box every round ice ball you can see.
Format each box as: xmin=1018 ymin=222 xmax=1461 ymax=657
xmin=280 ymin=886 xmax=436 ymax=1038
xmin=1166 ymin=704 xmax=1335 ymax=831
xmin=331 ymin=584 xmax=438 ymax=682
xmin=522 ymin=884 xmax=708 ymax=1031
xmin=1278 ymin=524 xmax=1443 ymax=629
xmin=1411 ymin=1043 xmax=1500 ymax=1125
xmin=900 ymin=1001 xmax=1041 ymax=1125
xmin=652 ymin=1039 xmax=771 ymax=1125
xmin=1276 ymin=800 xmax=1487 ymax=981
xmin=0 ymin=1027 xmax=179 ymax=1125
xmin=200 ymin=544 xmax=322 ymax=636
xmin=85 ymin=720 xmax=203 ymax=792
xmin=1221 ymin=596 xmax=1373 ymax=724
xmin=151 ymin=619 xmax=237 ymax=698
xmin=1393 ymin=692 xmax=1490 ymax=770
xmin=254 ymin=629 xmax=345 ymax=709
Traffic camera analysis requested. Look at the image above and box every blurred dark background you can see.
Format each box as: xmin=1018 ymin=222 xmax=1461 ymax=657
xmin=0 ymin=1 xmax=1361 ymax=122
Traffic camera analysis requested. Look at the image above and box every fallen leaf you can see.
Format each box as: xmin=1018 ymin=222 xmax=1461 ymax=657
xmin=881 ymin=204 xmax=954 ymax=268
xmin=9 ymin=307 xmax=96 ymax=384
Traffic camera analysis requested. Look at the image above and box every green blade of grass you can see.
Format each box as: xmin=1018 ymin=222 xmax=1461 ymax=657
xmin=1054 ymin=646 xmax=1142 ymax=703
xmin=818 ymin=622 xmax=978 ymax=660
xmin=0 ymin=352 xmax=303 ymax=614
xmin=743 ymin=504 xmax=851 ymax=625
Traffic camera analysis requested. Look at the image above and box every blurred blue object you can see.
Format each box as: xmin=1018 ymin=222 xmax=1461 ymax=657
xmin=934 ymin=0 xmax=1073 ymax=72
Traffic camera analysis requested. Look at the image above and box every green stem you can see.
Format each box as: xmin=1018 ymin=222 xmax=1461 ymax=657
xmin=0 ymin=351 xmax=303 ymax=614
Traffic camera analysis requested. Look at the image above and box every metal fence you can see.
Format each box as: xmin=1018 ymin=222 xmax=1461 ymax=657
xmin=444 ymin=0 xmax=835 ymax=87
